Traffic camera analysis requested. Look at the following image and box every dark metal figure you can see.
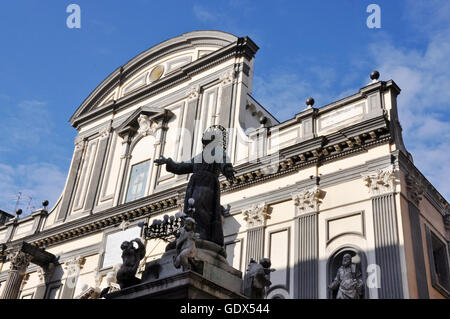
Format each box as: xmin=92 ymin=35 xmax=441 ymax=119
xmin=173 ymin=217 xmax=200 ymax=271
xmin=155 ymin=126 xmax=235 ymax=246
xmin=243 ymin=258 xmax=275 ymax=299
xmin=116 ymin=238 xmax=146 ymax=289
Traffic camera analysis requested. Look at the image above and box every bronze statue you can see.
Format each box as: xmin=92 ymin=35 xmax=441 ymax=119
xmin=155 ymin=126 xmax=235 ymax=247
xmin=116 ymin=238 xmax=146 ymax=289
xmin=328 ymin=253 xmax=364 ymax=299
xmin=173 ymin=217 xmax=200 ymax=271
xmin=243 ymin=258 xmax=275 ymax=299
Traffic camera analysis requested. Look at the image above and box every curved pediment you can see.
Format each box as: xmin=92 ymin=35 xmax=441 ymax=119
xmin=70 ymin=31 xmax=241 ymax=128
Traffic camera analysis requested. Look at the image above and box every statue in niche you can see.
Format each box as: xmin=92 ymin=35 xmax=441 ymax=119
xmin=155 ymin=125 xmax=235 ymax=247
xmin=243 ymin=258 xmax=275 ymax=299
xmin=173 ymin=217 xmax=201 ymax=271
xmin=328 ymin=253 xmax=364 ymax=299
xmin=116 ymin=238 xmax=146 ymax=289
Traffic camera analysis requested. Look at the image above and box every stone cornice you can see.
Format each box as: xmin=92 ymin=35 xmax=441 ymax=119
xmin=396 ymin=150 xmax=448 ymax=216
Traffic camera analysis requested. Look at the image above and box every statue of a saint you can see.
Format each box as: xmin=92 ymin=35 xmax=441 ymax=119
xmin=328 ymin=253 xmax=364 ymax=299
xmin=155 ymin=126 xmax=235 ymax=247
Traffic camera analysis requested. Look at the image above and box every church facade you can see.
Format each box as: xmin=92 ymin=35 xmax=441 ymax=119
xmin=0 ymin=31 xmax=448 ymax=299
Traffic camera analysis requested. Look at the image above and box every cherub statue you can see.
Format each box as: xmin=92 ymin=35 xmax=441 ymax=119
xmin=116 ymin=238 xmax=146 ymax=289
xmin=243 ymin=258 xmax=275 ymax=299
xmin=173 ymin=217 xmax=201 ymax=271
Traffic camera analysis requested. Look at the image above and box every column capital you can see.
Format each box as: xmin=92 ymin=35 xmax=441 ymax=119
xmin=242 ymin=202 xmax=270 ymax=229
xmin=186 ymin=85 xmax=200 ymax=100
xmin=292 ymin=186 xmax=326 ymax=215
xmin=64 ymin=256 xmax=86 ymax=276
xmin=362 ymin=165 xmax=398 ymax=196
xmin=219 ymin=70 xmax=235 ymax=86
xmin=7 ymin=251 xmax=33 ymax=275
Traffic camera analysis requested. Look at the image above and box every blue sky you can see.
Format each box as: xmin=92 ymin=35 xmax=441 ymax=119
xmin=0 ymin=0 xmax=449 ymax=215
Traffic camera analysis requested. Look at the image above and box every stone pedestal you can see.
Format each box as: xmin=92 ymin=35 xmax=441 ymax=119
xmin=104 ymin=271 xmax=245 ymax=299
xmin=104 ymin=240 xmax=246 ymax=299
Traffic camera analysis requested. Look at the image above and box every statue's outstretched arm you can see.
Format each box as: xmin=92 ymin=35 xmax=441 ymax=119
xmin=155 ymin=156 xmax=193 ymax=175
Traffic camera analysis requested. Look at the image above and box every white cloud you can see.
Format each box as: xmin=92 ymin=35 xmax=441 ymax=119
xmin=193 ymin=4 xmax=216 ymax=22
xmin=0 ymin=162 xmax=66 ymax=216
xmin=366 ymin=1 xmax=450 ymax=199
xmin=0 ymin=99 xmax=53 ymax=148
xmin=252 ymin=72 xmax=338 ymax=120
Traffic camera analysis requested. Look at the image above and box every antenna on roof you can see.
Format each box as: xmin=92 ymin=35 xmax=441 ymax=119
xmin=14 ymin=192 xmax=22 ymax=213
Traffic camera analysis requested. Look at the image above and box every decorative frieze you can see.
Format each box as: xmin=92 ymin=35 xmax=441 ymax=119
xmin=242 ymin=203 xmax=270 ymax=229
xmin=405 ymin=174 xmax=423 ymax=206
xmin=186 ymin=85 xmax=200 ymax=100
xmin=362 ymin=165 xmax=398 ymax=196
xmin=292 ymin=186 xmax=326 ymax=214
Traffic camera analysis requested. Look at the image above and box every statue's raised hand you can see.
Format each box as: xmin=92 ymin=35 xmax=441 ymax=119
xmin=154 ymin=156 xmax=168 ymax=166
xmin=223 ymin=165 xmax=237 ymax=182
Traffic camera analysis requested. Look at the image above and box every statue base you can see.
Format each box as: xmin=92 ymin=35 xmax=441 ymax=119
xmin=104 ymin=240 xmax=246 ymax=299
xmin=103 ymin=270 xmax=245 ymax=299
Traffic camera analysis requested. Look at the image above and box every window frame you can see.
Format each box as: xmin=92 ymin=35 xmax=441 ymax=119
xmin=124 ymin=159 xmax=151 ymax=203
xmin=425 ymin=224 xmax=450 ymax=298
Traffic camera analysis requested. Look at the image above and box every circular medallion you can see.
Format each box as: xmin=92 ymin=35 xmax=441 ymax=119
xmin=149 ymin=65 xmax=164 ymax=82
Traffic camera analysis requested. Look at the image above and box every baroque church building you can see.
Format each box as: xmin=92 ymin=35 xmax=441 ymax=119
xmin=0 ymin=31 xmax=448 ymax=299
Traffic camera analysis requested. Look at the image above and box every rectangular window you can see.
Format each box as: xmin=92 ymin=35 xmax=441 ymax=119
xmin=425 ymin=225 xmax=450 ymax=297
xmin=125 ymin=160 xmax=150 ymax=203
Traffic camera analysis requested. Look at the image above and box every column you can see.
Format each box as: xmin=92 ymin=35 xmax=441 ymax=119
xmin=85 ymin=127 xmax=111 ymax=211
xmin=57 ymin=137 xmax=86 ymax=221
xmin=33 ymin=263 xmax=56 ymax=299
xmin=0 ymin=251 xmax=33 ymax=299
xmin=292 ymin=186 xmax=325 ymax=299
xmin=218 ymin=70 xmax=235 ymax=129
xmin=243 ymin=203 xmax=270 ymax=264
xmin=362 ymin=165 xmax=404 ymax=298
xmin=60 ymin=256 xmax=86 ymax=299
xmin=405 ymin=174 xmax=429 ymax=298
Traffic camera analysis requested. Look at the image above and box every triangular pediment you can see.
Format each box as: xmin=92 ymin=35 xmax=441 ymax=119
xmin=117 ymin=106 xmax=172 ymax=138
